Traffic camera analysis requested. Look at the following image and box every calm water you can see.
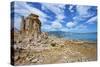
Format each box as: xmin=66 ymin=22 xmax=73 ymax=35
xmin=48 ymin=31 xmax=97 ymax=42
xmin=64 ymin=33 xmax=97 ymax=42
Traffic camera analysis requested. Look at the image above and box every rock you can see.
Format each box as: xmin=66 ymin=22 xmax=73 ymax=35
xmin=13 ymin=13 xmax=50 ymax=49
xmin=14 ymin=56 xmax=19 ymax=61
xmin=20 ymin=13 xmax=41 ymax=42
xmin=31 ymin=58 xmax=39 ymax=63
xmin=51 ymin=43 xmax=56 ymax=47
xmin=12 ymin=13 xmax=51 ymax=64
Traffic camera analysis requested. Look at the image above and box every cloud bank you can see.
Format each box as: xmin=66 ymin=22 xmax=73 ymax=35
xmin=12 ymin=2 xmax=97 ymax=33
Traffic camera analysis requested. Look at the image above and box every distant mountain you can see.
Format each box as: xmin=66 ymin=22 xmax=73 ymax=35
xmin=70 ymin=32 xmax=97 ymax=34
xmin=48 ymin=31 xmax=69 ymax=38
xmin=47 ymin=31 xmax=97 ymax=38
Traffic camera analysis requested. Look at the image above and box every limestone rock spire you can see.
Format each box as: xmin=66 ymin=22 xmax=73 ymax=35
xmin=20 ymin=13 xmax=41 ymax=39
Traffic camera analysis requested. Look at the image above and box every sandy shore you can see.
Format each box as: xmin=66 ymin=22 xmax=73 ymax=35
xmin=13 ymin=36 xmax=97 ymax=65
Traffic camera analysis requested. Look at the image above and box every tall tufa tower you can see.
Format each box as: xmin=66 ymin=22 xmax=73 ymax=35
xmin=20 ymin=13 xmax=41 ymax=39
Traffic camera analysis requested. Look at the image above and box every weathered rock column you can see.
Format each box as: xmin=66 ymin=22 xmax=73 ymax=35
xmin=20 ymin=13 xmax=41 ymax=41
xmin=29 ymin=14 xmax=41 ymax=41
xmin=19 ymin=13 xmax=42 ymax=46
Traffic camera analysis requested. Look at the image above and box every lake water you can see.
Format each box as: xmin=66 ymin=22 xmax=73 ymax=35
xmin=64 ymin=33 xmax=97 ymax=42
xmin=48 ymin=31 xmax=97 ymax=42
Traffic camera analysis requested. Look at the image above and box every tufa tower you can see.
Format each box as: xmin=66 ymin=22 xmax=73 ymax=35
xmin=20 ymin=13 xmax=41 ymax=39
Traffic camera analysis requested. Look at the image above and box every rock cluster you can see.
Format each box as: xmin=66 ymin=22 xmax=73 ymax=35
xmin=13 ymin=13 xmax=50 ymax=50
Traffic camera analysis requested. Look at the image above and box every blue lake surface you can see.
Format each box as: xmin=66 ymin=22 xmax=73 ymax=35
xmin=64 ymin=33 xmax=97 ymax=42
xmin=48 ymin=31 xmax=97 ymax=42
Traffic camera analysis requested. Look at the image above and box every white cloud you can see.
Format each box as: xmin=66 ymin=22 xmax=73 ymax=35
xmin=41 ymin=24 xmax=59 ymax=32
xmin=73 ymin=16 xmax=86 ymax=22
xmin=78 ymin=24 xmax=87 ymax=29
xmin=13 ymin=2 xmax=67 ymax=32
xmin=73 ymin=6 xmax=96 ymax=22
xmin=56 ymin=15 xmax=65 ymax=20
xmin=51 ymin=20 xmax=62 ymax=29
xmin=13 ymin=2 xmax=50 ymax=29
xmin=76 ymin=6 xmax=92 ymax=18
xmin=66 ymin=21 xmax=77 ymax=28
xmin=14 ymin=16 xmax=21 ymax=30
xmin=41 ymin=3 xmax=67 ymax=32
xmin=65 ymin=24 xmax=88 ymax=33
xmin=39 ymin=17 xmax=48 ymax=24
xmin=14 ymin=2 xmax=48 ymax=17
xmin=69 ymin=5 xmax=74 ymax=12
xmin=41 ymin=24 xmax=51 ymax=31
xmin=60 ymin=27 xmax=69 ymax=32
xmin=41 ymin=3 xmax=65 ymax=15
xmin=41 ymin=3 xmax=66 ymax=21
xmin=86 ymin=16 xmax=97 ymax=24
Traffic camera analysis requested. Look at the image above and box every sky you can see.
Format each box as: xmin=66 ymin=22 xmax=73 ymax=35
xmin=11 ymin=1 xmax=97 ymax=33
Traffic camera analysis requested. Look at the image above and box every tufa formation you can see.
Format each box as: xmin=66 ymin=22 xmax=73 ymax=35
xmin=15 ymin=13 xmax=48 ymax=47
xmin=20 ymin=13 xmax=41 ymax=39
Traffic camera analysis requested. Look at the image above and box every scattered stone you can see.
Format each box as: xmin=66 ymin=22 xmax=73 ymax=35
xmin=51 ymin=43 xmax=56 ymax=47
xmin=31 ymin=58 xmax=39 ymax=63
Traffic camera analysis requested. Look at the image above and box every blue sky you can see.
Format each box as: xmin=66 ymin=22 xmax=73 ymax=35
xmin=11 ymin=1 xmax=97 ymax=33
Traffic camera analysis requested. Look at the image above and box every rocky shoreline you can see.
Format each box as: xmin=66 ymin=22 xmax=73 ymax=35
xmin=13 ymin=35 xmax=97 ymax=65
